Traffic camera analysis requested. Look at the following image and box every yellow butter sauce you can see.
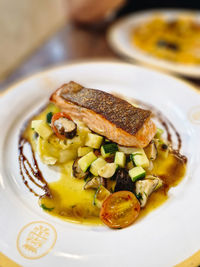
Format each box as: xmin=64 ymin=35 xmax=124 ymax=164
xmin=139 ymin=153 xmax=186 ymax=219
xmin=21 ymin=104 xmax=186 ymax=226
xmin=39 ymin=162 xmax=101 ymax=225
xmin=39 ymin=152 xmax=185 ymax=224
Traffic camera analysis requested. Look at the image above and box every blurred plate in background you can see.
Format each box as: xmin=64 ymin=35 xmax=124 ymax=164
xmin=107 ymin=9 xmax=200 ymax=77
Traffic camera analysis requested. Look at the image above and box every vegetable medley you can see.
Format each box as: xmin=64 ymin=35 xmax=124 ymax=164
xmin=31 ymin=109 xmax=171 ymax=229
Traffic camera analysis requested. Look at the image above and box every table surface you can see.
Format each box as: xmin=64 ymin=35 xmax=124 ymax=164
xmin=0 ymin=22 xmax=200 ymax=91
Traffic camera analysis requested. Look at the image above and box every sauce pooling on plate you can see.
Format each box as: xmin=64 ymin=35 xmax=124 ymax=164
xmin=18 ymin=99 xmax=187 ymax=226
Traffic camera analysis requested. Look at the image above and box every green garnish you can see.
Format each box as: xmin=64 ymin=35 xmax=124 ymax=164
xmin=46 ymin=112 xmax=53 ymax=124
xmin=40 ymin=204 xmax=54 ymax=211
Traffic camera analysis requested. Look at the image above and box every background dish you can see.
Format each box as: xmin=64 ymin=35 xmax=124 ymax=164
xmin=108 ymin=9 xmax=200 ymax=77
xmin=0 ymin=61 xmax=200 ymax=266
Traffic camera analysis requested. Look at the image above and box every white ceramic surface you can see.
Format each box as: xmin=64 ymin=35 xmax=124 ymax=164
xmin=0 ymin=61 xmax=200 ymax=267
xmin=107 ymin=9 xmax=200 ymax=77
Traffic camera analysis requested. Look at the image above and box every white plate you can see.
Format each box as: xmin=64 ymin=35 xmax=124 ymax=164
xmin=0 ymin=60 xmax=200 ymax=267
xmin=107 ymin=9 xmax=200 ymax=77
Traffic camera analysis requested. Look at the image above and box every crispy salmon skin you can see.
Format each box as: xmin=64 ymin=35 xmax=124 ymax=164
xmin=50 ymin=81 xmax=156 ymax=147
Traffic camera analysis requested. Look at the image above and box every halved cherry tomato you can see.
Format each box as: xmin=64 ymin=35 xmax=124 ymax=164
xmin=100 ymin=191 xmax=140 ymax=229
xmin=51 ymin=112 xmax=73 ymax=139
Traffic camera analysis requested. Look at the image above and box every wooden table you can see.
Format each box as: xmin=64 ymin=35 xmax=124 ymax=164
xmin=0 ymin=22 xmax=200 ymax=90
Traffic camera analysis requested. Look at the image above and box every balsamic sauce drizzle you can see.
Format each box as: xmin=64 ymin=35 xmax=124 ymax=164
xmin=135 ymin=99 xmax=187 ymax=164
xmin=18 ymin=137 xmax=51 ymax=197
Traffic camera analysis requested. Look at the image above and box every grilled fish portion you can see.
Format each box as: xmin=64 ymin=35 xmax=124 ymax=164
xmin=50 ymin=81 xmax=156 ymax=147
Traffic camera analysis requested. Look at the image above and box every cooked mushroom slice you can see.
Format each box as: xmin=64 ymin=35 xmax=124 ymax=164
xmin=145 ymin=160 xmax=154 ymax=172
xmin=145 ymin=140 xmax=157 ymax=161
xmin=135 ymin=177 xmax=163 ymax=207
xmin=114 ymin=168 xmax=134 ymax=193
xmin=84 ymin=176 xmax=105 ymax=190
xmin=146 ymin=175 xmax=163 ymax=190
xmin=72 ymin=158 xmax=88 ymax=179
xmin=54 ymin=117 xmax=77 ymax=139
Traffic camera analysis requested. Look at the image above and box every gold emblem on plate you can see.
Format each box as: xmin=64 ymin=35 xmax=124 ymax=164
xmin=189 ymin=106 xmax=200 ymax=124
xmin=17 ymin=221 xmax=57 ymax=259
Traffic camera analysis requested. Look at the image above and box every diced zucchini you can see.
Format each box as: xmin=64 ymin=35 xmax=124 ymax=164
xmin=118 ymin=145 xmax=139 ymax=154
xmin=100 ymin=146 xmax=109 ymax=158
xmin=32 ymin=120 xmax=53 ymax=139
xmin=78 ymin=152 xmax=97 ymax=172
xmin=130 ymin=148 xmax=149 ymax=168
xmin=129 ymin=166 xmax=146 ymax=182
xmin=93 ymin=185 xmax=111 ymax=208
xmin=90 ymin=158 xmax=107 ymax=176
xmin=101 ymin=143 xmax=118 ymax=158
xmin=85 ymin=133 xmax=103 ymax=149
xmin=114 ymin=151 xmax=126 ymax=167
xmin=98 ymin=163 xmax=117 ymax=178
xmin=78 ymin=146 xmax=93 ymax=157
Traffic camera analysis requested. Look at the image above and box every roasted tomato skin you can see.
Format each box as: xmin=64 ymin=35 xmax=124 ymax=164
xmin=100 ymin=191 xmax=140 ymax=229
xmin=51 ymin=112 xmax=75 ymax=139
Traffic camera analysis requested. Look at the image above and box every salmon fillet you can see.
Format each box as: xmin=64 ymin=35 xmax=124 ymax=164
xmin=50 ymin=81 xmax=156 ymax=147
